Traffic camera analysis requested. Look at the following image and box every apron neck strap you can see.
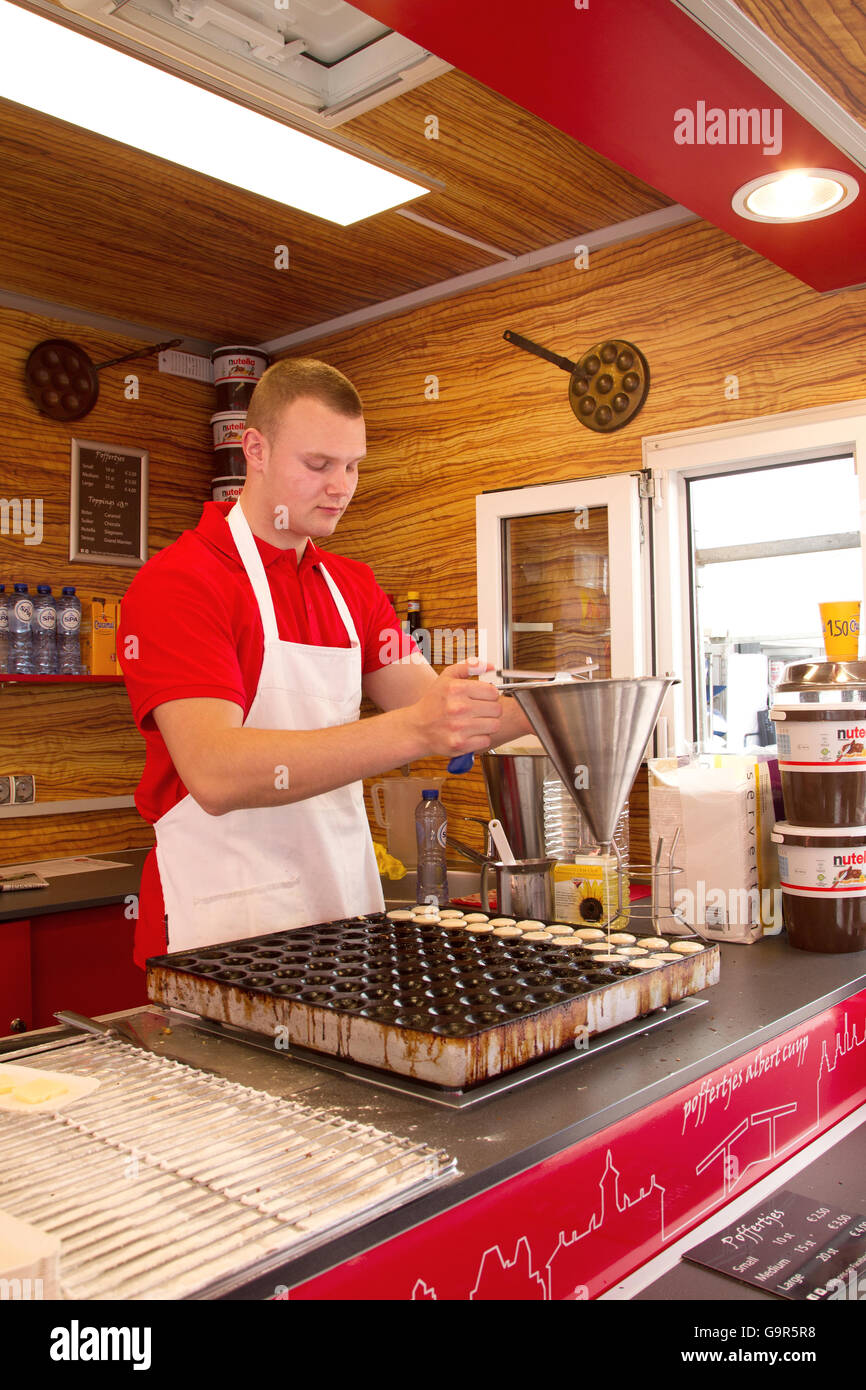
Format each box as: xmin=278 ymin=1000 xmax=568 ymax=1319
xmin=227 ymin=502 xmax=279 ymax=643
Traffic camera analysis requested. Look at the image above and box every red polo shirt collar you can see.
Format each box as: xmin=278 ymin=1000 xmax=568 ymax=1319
xmin=200 ymin=499 xmax=322 ymax=575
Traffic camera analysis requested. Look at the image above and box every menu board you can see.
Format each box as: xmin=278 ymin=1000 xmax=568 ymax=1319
xmin=69 ymin=439 xmax=148 ymax=566
xmin=684 ymin=1188 xmax=866 ymax=1300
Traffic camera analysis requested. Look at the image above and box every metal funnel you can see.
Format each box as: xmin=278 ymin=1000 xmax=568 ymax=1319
xmin=511 ymin=677 xmax=677 ymax=849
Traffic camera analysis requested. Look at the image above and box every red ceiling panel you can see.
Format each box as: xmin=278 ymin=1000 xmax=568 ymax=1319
xmin=356 ymin=0 xmax=865 ymax=291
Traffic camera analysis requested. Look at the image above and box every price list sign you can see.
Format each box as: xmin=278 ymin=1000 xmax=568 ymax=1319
xmin=685 ymin=1188 xmax=866 ymax=1300
xmin=70 ymin=439 xmax=148 ymax=566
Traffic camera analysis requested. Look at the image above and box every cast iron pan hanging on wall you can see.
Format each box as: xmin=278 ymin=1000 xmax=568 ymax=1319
xmin=24 ymin=336 xmax=182 ymax=422
xmin=504 ymin=328 xmax=650 ymax=432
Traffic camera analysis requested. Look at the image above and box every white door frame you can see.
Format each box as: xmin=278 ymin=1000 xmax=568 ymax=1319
xmin=475 ymin=472 xmax=647 ymax=679
xmin=643 ymin=398 xmax=866 ymax=750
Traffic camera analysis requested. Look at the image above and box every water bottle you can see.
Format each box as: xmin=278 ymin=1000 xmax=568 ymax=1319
xmin=9 ymin=584 xmax=34 ymax=674
xmin=0 ymin=585 xmax=9 ymax=675
xmin=57 ymin=586 xmax=82 ymax=675
xmin=416 ymin=789 xmax=449 ymax=906
xmin=31 ymin=584 xmax=57 ymax=674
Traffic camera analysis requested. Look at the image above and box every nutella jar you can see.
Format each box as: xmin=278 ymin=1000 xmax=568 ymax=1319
xmin=770 ymin=703 xmax=866 ymax=825
xmin=771 ymin=660 xmax=866 ymax=827
xmin=211 ymin=346 xmax=269 ymax=411
xmin=212 ymin=476 xmax=244 ymax=503
xmin=771 ymin=822 xmax=866 ymax=953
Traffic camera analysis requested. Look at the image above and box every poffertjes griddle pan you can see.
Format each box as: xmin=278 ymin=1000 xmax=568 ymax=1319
xmin=147 ymin=910 xmax=719 ymax=1090
xmin=24 ymin=336 xmax=182 ymax=421
xmin=504 ymin=328 xmax=650 ymax=432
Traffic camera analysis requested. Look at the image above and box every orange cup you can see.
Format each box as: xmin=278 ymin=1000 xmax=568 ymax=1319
xmin=819 ymin=601 xmax=861 ymax=660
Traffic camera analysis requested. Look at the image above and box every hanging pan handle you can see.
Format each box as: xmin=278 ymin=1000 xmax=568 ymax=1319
xmin=503 ymin=329 xmax=577 ymax=375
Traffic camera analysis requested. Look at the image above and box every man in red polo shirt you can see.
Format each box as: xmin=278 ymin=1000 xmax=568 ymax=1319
xmin=120 ymin=357 xmax=530 ymax=964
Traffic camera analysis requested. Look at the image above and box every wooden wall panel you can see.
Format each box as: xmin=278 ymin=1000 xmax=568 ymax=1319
xmin=300 ymin=218 xmax=866 ymax=871
xmin=1 ymin=305 xmax=216 ymax=862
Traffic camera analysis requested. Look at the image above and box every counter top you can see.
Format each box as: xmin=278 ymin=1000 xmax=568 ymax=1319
xmin=5 ymin=932 xmax=864 ymax=1297
xmin=0 ymin=848 xmax=148 ymax=922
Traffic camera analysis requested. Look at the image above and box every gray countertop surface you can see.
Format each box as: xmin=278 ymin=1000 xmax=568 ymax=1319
xmin=0 ymin=848 xmax=149 ymax=921
xmin=5 ymin=931 xmax=865 ymax=1296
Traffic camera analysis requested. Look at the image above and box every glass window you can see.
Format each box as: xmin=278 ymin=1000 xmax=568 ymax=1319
xmin=688 ymin=455 xmax=861 ymax=750
xmin=503 ymin=507 xmax=611 ymax=675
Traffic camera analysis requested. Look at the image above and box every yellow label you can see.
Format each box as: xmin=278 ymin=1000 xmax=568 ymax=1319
xmin=553 ymin=858 xmax=629 ymax=926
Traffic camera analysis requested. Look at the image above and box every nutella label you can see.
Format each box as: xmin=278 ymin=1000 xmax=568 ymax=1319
xmin=777 ymin=840 xmax=866 ymax=898
xmin=775 ymin=716 xmax=866 ymax=769
xmin=214 ymin=419 xmax=246 ymax=445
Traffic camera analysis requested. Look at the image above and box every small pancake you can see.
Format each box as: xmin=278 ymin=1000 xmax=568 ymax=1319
xmin=629 ymin=957 xmax=665 ymax=969
xmin=521 ymin=931 xmax=552 ymax=942
xmin=488 ymin=917 xmax=517 ymax=927
xmin=492 ymin=925 xmax=523 ymax=937
xmin=516 ymin=920 xmax=545 ymax=930
xmin=590 ymin=953 xmax=629 ymax=963
xmin=655 ymin=951 xmax=685 ymax=961
xmin=465 ymin=922 xmax=494 ymax=934
xmin=548 ymin=926 xmax=575 ymax=937
xmin=618 ymin=946 xmax=647 ymax=956
xmin=669 ymin=941 xmax=705 ymax=954
xmin=607 ymin=932 xmax=636 ymax=945
xmin=386 ymin=909 xmax=414 ymax=920
xmin=438 ymin=909 xmax=465 ymax=919
xmin=464 ymin=913 xmax=490 ymax=923
xmin=636 ymin=937 xmax=669 ymax=949
xmin=573 ymin=928 xmax=606 ymax=941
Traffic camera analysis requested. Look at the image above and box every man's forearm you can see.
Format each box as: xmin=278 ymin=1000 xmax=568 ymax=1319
xmin=200 ymin=707 xmax=423 ymax=814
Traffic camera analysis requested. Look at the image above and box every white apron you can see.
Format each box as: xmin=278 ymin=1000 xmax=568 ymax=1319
xmin=155 ymin=500 xmax=384 ymax=951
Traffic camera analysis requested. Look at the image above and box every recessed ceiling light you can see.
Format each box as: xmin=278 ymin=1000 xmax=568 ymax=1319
xmin=732 ymin=168 xmax=859 ymax=223
xmin=0 ymin=0 xmax=428 ymax=225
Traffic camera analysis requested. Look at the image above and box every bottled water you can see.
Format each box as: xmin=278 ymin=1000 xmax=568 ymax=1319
xmin=9 ymin=583 xmax=34 ymax=674
xmin=416 ymin=789 xmax=449 ymax=905
xmin=31 ymin=584 xmax=57 ymax=674
xmin=0 ymin=584 xmax=9 ymax=675
xmin=57 ymin=586 xmax=82 ymax=675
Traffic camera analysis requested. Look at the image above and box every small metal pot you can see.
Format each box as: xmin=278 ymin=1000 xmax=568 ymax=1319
xmin=481 ymin=857 xmax=555 ymax=920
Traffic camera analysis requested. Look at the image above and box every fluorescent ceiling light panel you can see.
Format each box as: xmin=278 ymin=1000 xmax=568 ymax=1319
xmin=0 ymin=0 xmax=428 ymax=224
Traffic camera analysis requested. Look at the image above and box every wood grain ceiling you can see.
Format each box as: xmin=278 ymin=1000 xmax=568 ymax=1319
xmin=733 ymin=0 xmax=866 ymax=129
xmin=0 ymin=54 xmax=670 ymax=344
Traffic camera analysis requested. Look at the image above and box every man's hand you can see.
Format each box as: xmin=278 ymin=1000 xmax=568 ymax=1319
xmin=398 ymin=661 xmax=504 ymax=758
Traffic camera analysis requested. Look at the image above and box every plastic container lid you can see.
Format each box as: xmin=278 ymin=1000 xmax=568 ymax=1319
xmin=421 ymin=789 xmax=440 ymax=799
xmin=14 ymin=583 xmax=28 ymax=592
xmin=61 ymin=587 xmax=76 ymax=596
xmin=771 ymin=820 xmax=866 ymax=841
xmin=36 ymin=584 xmax=51 ymax=594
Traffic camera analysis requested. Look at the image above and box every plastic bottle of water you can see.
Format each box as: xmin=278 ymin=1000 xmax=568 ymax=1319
xmin=31 ymin=583 xmax=57 ymax=674
xmin=416 ymin=789 xmax=449 ymax=906
xmin=0 ymin=584 xmax=9 ymax=675
xmin=9 ymin=583 xmax=34 ymax=674
xmin=57 ymin=586 xmax=82 ymax=675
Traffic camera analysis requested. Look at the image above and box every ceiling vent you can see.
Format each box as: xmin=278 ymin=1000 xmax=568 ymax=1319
xmin=59 ymin=0 xmax=450 ymax=126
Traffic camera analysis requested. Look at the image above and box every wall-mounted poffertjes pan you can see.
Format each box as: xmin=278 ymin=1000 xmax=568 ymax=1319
xmin=504 ymin=328 xmax=650 ymax=432
xmin=24 ymin=336 xmax=182 ymax=422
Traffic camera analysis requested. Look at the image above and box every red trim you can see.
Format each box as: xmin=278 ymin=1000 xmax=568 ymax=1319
xmin=278 ymin=992 xmax=866 ymax=1300
xmin=781 ymin=883 xmax=866 ymax=894
xmin=354 ymin=0 xmax=866 ymax=291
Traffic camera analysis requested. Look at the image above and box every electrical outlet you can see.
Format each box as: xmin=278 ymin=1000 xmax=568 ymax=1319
xmin=12 ymin=774 xmax=35 ymax=804
xmin=0 ymin=775 xmax=12 ymax=806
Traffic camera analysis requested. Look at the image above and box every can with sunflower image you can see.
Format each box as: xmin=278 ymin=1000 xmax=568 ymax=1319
xmin=554 ymin=854 xmax=630 ymax=926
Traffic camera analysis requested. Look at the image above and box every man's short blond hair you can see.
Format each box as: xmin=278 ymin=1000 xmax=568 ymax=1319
xmin=245 ymin=357 xmax=363 ymax=442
